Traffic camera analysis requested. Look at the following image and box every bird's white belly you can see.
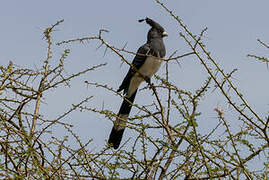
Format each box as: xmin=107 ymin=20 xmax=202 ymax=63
xmin=127 ymin=57 xmax=162 ymax=97
xmin=139 ymin=56 xmax=162 ymax=77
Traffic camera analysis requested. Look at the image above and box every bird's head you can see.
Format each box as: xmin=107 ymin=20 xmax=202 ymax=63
xmin=139 ymin=17 xmax=168 ymax=39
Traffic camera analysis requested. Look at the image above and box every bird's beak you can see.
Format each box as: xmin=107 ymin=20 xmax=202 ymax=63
xmin=162 ymin=31 xmax=168 ymax=37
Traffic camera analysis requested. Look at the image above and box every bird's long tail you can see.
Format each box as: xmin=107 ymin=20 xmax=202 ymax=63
xmin=108 ymin=90 xmax=137 ymax=149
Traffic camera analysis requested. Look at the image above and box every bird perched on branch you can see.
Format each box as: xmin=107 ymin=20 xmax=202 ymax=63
xmin=108 ymin=17 xmax=168 ymax=149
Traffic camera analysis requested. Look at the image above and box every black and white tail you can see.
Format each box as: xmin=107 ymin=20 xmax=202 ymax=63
xmin=108 ymin=90 xmax=137 ymax=149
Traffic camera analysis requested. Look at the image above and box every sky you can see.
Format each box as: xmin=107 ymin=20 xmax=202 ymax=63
xmin=0 ymin=0 xmax=268 ymax=173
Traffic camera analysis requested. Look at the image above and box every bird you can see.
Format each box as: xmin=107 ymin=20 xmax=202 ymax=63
xmin=108 ymin=17 xmax=168 ymax=149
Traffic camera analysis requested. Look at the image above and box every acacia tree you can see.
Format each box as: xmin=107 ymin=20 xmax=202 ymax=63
xmin=0 ymin=1 xmax=268 ymax=179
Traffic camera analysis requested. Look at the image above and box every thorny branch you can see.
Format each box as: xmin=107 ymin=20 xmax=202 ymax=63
xmin=0 ymin=1 xmax=268 ymax=178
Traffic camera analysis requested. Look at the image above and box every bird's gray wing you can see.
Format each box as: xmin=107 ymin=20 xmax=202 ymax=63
xmin=117 ymin=43 xmax=150 ymax=94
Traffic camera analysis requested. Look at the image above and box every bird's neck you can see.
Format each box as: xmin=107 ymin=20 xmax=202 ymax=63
xmin=147 ymin=37 xmax=163 ymax=44
xmin=147 ymin=38 xmax=166 ymax=58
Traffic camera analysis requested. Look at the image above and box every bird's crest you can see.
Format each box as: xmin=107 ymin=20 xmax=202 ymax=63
xmin=138 ymin=17 xmax=165 ymax=32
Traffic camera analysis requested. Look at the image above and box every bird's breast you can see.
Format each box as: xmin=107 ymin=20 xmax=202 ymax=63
xmin=138 ymin=56 xmax=162 ymax=77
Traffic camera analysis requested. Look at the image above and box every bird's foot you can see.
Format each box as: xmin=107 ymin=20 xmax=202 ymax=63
xmin=145 ymin=76 xmax=151 ymax=84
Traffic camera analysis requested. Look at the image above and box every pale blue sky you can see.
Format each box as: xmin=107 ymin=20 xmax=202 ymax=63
xmin=0 ymin=0 xmax=268 ymax=173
